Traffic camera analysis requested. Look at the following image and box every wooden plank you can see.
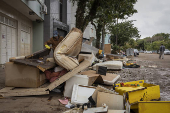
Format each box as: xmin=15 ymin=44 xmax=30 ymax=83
xmin=1 ymin=91 xmax=49 ymax=97
xmin=25 ymin=48 xmax=51 ymax=59
xmin=97 ymin=92 xmax=124 ymax=110
xmin=13 ymin=59 xmax=56 ymax=72
xmin=0 ymin=87 xmax=14 ymax=92
xmin=0 ymin=87 xmax=47 ymax=93
xmin=104 ymin=44 xmax=111 ymax=54
xmin=0 ymin=87 xmax=48 ymax=97
xmin=47 ymin=58 xmax=92 ymax=91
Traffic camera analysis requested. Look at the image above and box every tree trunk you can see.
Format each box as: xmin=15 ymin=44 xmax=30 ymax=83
xmin=75 ymin=1 xmax=87 ymax=31
xmin=116 ymin=18 xmax=118 ymax=45
xmin=101 ymin=24 xmax=106 ymax=51
xmin=75 ymin=0 xmax=100 ymax=32
xmin=95 ymin=24 xmax=102 ymax=49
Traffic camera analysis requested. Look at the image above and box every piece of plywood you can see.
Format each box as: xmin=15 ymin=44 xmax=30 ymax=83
xmin=13 ymin=59 xmax=56 ymax=72
xmin=97 ymin=92 xmax=124 ymax=110
xmin=0 ymin=87 xmax=48 ymax=97
xmin=104 ymin=44 xmax=111 ymax=54
xmin=25 ymin=48 xmax=51 ymax=59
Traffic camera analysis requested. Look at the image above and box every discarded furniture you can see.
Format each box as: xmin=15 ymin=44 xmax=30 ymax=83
xmin=93 ymin=61 xmax=123 ymax=70
xmin=71 ymin=84 xmax=96 ymax=105
xmin=64 ymin=74 xmax=97 ymax=97
xmin=5 ymin=62 xmax=46 ymax=88
xmin=54 ymin=28 xmax=83 ymax=70
xmin=0 ymin=28 xmax=94 ymax=98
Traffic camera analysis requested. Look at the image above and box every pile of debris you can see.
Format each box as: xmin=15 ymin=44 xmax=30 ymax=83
xmin=0 ymin=28 xmax=170 ymax=113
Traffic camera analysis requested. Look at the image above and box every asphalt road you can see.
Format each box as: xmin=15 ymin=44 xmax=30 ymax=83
xmin=136 ymin=53 xmax=170 ymax=68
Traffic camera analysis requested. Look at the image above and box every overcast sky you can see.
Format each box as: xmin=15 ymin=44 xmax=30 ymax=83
xmin=128 ymin=0 xmax=170 ymax=39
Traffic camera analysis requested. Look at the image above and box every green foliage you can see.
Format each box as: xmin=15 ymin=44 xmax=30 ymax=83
xmin=109 ymin=21 xmax=140 ymax=48
xmin=70 ymin=0 xmax=137 ymax=33
xmin=136 ymin=39 xmax=145 ymax=50
xmin=136 ymin=33 xmax=170 ymax=51
xmin=153 ymin=33 xmax=170 ymax=40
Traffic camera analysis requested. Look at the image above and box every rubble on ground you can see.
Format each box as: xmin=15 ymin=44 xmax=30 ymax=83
xmin=0 ymin=28 xmax=170 ymax=113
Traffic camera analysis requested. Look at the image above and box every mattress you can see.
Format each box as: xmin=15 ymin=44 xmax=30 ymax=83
xmin=93 ymin=61 xmax=123 ymax=70
xmin=54 ymin=28 xmax=83 ymax=70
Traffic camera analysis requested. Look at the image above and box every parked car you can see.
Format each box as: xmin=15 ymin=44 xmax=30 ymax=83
xmin=139 ymin=50 xmax=144 ymax=53
xmin=164 ymin=49 xmax=170 ymax=55
xmin=145 ymin=51 xmax=152 ymax=54
xmin=134 ymin=49 xmax=139 ymax=56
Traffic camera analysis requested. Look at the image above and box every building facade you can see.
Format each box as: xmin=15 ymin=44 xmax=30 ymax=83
xmin=0 ymin=0 xmax=97 ymax=64
xmin=0 ymin=0 xmax=45 ymax=64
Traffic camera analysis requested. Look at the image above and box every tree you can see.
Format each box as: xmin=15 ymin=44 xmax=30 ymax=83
xmin=70 ymin=0 xmax=138 ymax=34
xmin=136 ymin=39 xmax=145 ymax=50
xmin=109 ymin=21 xmax=140 ymax=49
xmin=152 ymin=33 xmax=170 ymax=41
xmin=92 ymin=0 xmax=137 ymax=49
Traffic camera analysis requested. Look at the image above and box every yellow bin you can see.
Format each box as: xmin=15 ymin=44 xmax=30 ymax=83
xmin=114 ymin=80 xmax=160 ymax=105
xmin=138 ymin=101 xmax=170 ymax=113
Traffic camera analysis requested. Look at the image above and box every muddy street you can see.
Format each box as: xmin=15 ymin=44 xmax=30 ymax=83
xmin=118 ymin=53 xmax=170 ymax=101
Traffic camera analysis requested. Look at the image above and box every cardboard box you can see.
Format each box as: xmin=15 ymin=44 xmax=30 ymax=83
xmin=97 ymin=92 xmax=124 ymax=110
xmin=80 ymin=70 xmax=120 ymax=85
xmin=5 ymin=62 xmax=46 ymax=88
xmin=104 ymin=44 xmax=111 ymax=54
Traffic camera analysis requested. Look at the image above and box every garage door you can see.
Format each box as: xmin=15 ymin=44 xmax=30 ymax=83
xmin=0 ymin=14 xmax=17 ymax=64
xmin=20 ymin=23 xmax=31 ymax=56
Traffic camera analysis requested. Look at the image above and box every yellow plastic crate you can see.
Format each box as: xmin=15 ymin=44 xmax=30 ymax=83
xmin=138 ymin=101 xmax=170 ymax=113
xmin=114 ymin=80 xmax=160 ymax=105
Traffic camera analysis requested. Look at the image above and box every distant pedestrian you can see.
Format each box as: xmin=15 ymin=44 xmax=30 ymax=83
xmin=159 ymin=44 xmax=165 ymax=59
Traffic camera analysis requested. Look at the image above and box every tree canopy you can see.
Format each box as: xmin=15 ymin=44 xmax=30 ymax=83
xmin=109 ymin=21 xmax=140 ymax=47
xmin=136 ymin=33 xmax=170 ymax=51
xmin=70 ymin=0 xmax=138 ymax=33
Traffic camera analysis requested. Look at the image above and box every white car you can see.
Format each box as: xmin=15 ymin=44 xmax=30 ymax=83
xmin=145 ymin=51 xmax=152 ymax=54
xmin=164 ymin=49 xmax=170 ymax=55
